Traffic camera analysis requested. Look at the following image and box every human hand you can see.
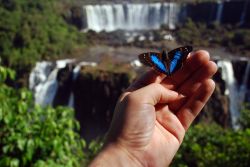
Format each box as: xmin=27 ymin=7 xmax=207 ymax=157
xmin=89 ymin=50 xmax=217 ymax=167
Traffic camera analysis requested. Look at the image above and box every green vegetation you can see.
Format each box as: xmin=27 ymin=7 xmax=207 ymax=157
xmin=175 ymin=19 xmax=250 ymax=56
xmin=1 ymin=0 xmax=250 ymax=166
xmin=0 ymin=65 xmax=86 ymax=167
xmin=172 ymin=123 xmax=250 ymax=167
xmin=81 ymin=105 xmax=250 ymax=167
xmin=0 ymin=0 xmax=85 ymax=71
xmin=239 ymin=104 xmax=250 ymax=130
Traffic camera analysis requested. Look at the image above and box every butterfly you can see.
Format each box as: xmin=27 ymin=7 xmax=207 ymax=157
xmin=138 ymin=46 xmax=193 ymax=76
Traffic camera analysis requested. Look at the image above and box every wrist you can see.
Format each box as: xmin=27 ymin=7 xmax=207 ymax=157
xmin=89 ymin=142 xmax=144 ymax=167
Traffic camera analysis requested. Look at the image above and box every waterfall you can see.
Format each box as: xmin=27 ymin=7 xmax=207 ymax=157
xmin=29 ymin=59 xmax=75 ymax=107
xmin=240 ymin=0 xmax=249 ymax=25
xmin=68 ymin=65 xmax=81 ymax=108
xmin=29 ymin=61 xmax=56 ymax=107
xmin=83 ymin=3 xmax=180 ymax=32
xmin=239 ymin=61 xmax=250 ymax=104
xmin=30 ymin=60 xmax=97 ymax=108
xmin=217 ymin=60 xmax=240 ymax=129
xmin=216 ymin=1 xmax=224 ymax=23
xmin=29 ymin=61 xmax=53 ymax=91
xmin=81 ymin=1 xmax=250 ymax=32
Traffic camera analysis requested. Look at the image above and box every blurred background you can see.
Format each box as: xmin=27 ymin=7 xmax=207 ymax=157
xmin=0 ymin=0 xmax=250 ymax=166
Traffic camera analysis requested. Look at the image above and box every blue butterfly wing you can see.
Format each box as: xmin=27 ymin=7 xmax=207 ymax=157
xmin=167 ymin=46 xmax=193 ymax=75
xmin=138 ymin=46 xmax=192 ymax=76
xmin=138 ymin=52 xmax=169 ymax=75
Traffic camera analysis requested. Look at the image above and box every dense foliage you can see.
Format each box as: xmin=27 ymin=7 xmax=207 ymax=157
xmin=175 ymin=19 xmax=250 ymax=56
xmin=0 ymin=0 xmax=84 ymax=71
xmin=83 ymin=108 xmax=250 ymax=167
xmin=239 ymin=104 xmax=250 ymax=130
xmin=172 ymin=123 xmax=250 ymax=167
xmin=0 ymin=65 xmax=85 ymax=167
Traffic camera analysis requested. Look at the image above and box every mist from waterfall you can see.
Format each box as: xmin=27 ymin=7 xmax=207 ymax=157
xmin=83 ymin=3 xmax=180 ymax=32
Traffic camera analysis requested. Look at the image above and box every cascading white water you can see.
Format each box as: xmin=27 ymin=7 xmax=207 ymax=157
xmin=82 ymin=1 xmax=250 ymax=32
xmin=29 ymin=61 xmax=56 ymax=107
xmin=83 ymin=3 xmax=180 ymax=32
xmin=217 ymin=60 xmax=240 ymax=129
xmin=29 ymin=56 xmax=250 ymax=130
xmin=67 ymin=65 xmax=81 ymax=108
xmin=29 ymin=61 xmax=53 ymax=91
xmin=29 ymin=59 xmax=75 ymax=107
xmin=216 ymin=1 xmax=224 ymax=23
xmin=30 ymin=60 xmax=98 ymax=108
xmin=239 ymin=60 xmax=250 ymax=104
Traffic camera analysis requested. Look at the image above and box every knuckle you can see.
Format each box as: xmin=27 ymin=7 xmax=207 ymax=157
xmin=150 ymin=83 xmax=161 ymax=90
xmin=125 ymin=93 xmax=136 ymax=104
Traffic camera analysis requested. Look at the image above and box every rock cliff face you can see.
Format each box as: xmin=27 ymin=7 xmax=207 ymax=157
xmin=53 ymin=67 xmax=229 ymax=140
xmin=199 ymin=60 xmax=250 ymax=128
xmin=30 ymin=59 xmax=250 ymax=140
xmin=52 ymin=66 xmax=131 ymax=141
xmin=73 ymin=70 xmax=130 ymax=141
xmin=200 ymin=71 xmax=230 ymax=128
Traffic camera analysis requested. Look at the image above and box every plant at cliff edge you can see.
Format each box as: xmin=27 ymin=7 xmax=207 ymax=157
xmin=0 ymin=65 xmax=86 ymax=167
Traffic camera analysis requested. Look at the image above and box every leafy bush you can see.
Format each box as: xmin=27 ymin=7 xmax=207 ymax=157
xmin=172 ymin=123 xmax=250 ymax=167
xmin=0 ymin=65 xmax=85 ymax=167
xmin=175 ymin=19 xmax=250 ymax=56
xmin=239 ymin=104 xmax=250 ymax=130
xmin=83 ymin=138 xmax=104 ymax=165
xmin=0 ymin=0 xmax=85 ymax=70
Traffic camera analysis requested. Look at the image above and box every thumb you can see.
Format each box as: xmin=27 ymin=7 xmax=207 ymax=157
xmin=107 ymin=83 xmax=178 ymax=143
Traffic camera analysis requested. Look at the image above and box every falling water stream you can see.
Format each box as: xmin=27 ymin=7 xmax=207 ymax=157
xmin=84 ymin=3 xmax=180 ymax=32
xmin=216 ymin=60 xmax=250 ymax=129
xmin=29 ymin=57 xmax=250 ymax=129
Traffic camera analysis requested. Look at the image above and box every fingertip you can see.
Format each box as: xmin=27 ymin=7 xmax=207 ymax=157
xmin=203 ymin=79 xmax=216 ymax=94
xmin=191 ymin=50 xmax=210 ymax=62
xmin=176 ymin=79 xmax=216 ymax=131
xmin=194 ymin=79 xmax=215 ymax=104
xmin=204 ymin=61 xmax=218 ymax=76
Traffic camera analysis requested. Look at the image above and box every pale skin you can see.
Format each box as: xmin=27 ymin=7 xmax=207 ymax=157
xmin=89 ymin=50 xmax=217 ymax=167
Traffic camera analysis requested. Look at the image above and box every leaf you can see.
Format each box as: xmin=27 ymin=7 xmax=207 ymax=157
xmin=0 ymin=108 xmax=3 ymax=121
xmin=10 ymin=158 xmax=19 ymax=167
xmin=3 ymin=145 xmax=10 ymax=154
xmin=0 ymin=66 xmax=7 ymax=82
xmin=17 ymin=139 xmax=26 ymax=151
xmin=25 ymin=139 xmax=35 ymax=161
xmin=0 ymin=156 xmax=11 ymax=166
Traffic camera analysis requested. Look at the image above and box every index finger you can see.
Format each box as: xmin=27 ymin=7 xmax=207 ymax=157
xmin=119 ymin=70 xmax=166 ymax=102
xmin=126 ymin=69 xmax=166 ymax=92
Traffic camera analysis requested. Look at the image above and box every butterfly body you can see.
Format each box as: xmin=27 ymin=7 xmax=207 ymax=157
xmin=138 ymin=46 xmax=193 ymax=76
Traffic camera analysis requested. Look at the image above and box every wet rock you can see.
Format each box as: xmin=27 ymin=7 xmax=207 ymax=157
xmin=53 ymin=64 xmax=74 ymax=106
xmin=72 ymin=69 xmax=130 ymax=141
